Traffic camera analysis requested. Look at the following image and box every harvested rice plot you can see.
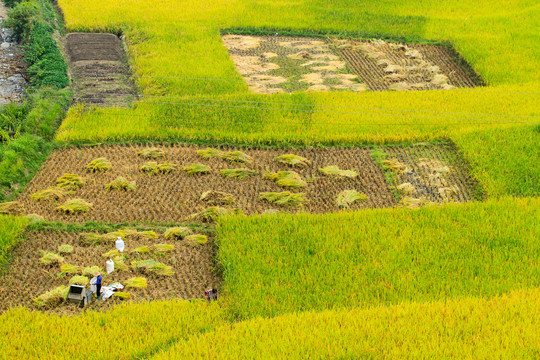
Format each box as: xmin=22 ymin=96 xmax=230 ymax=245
xmin=334 ymin=38 xmax=483 ymax=91
xmin=15 ymin=144 xmax=395 ymax=223
xmin=63 ymin=33 xmax=137 ymax=106
xmin=0 ymin=227 xmax=219 ymax=314
xmin=380 ymin=143 xmax=482 ymax=207
xmin=222 ymin=34 xmax=366 ymax=93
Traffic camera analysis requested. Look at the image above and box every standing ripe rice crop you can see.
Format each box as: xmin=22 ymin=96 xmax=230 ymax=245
xmin=58 ymin=244 xmax=74 ymax=254
xmin=276 ymin=154 xmax=311 ymax=168
xmin=0 ymin=201 xmax=22 ymax=215
xmin=56 ymin=199 xmax=93 ymax=214
xmin=105 ymin=177 xmax=136 ymax=191
xmin=184 ymin=234 xmax=208 ymax=246
xmin=30 ymin=187 xmax=72 ymax=202
xmin=33 ymin=286 xmax=68 ymax=308
xmin=264 ymin=171 xmax=307 ymax=188
xmin=182 ymin=164 xmax=211 ymax=175
xmin=86 ymin=158 xmax=112 ymax=173
xmin=319 ymin=166 xmax=358 ymax=178
xmin=336 ymin=190 xmax=367 ymax=207
xmin=220 ymin=168 xmax=258 ymax=179
xmin=137 ymin=148 xmax=165 ymax=159
xmin=200 ymin=190 xmax=236 ymax=206
xmin=39 ymin=251 xmax=64 ymax=265
xmin=164 ymin=227 xmax=193 ymax=240
xmin=56 ymin=174 xmax=85 ymax=190
xmin=125 ymin=277 xmax=147 ymax=289
xmin=259 ymin=192 xmax=306 ymax=207
xmin=197 ymin=148 xmax=224 ymax=159
xmin=222 ymin=151 xmax=253 ymax=164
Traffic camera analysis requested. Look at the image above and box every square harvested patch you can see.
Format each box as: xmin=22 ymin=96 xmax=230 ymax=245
xmin=222 ymin=34 xmax=482 ymax=93
xmin=379 ymin=142 xmax=482 ymax=208
xmin=14 ymin=144 xmax=396 ymax=223
xmin=334 ymin=38 xmax=483 ymax=91
xmin=63 ymin=33 xmax=137 ymax=106
xmin=0 ymin=227 xmax=219 ymax=314
xmin=222 ymin=34 xmax=366 ymax=93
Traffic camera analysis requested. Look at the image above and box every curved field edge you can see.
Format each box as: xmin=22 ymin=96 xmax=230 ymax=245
xmin=216 ymin=197 xmax=540 ymax=319
xmin=0 ymin=300 xmax=226 ymax=360
xmin=0 ymin=215 xmax=27 ymax=270
xmin=151 ymin=288 xmax=540 ymax=359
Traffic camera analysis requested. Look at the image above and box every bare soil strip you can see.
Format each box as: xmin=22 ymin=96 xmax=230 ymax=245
xmin=222 ymin=34 xmax=482 ymax=93
xmin=0 ymin=228 xmax=219 ymax=315
xmin=16 ymin=144 xmax=396 ymax=223
xmin=63 ymin=33 xmax=137 ymax=107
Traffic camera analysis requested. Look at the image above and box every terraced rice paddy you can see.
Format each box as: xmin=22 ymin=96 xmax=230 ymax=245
xmin=64 ymin=33 xmax=137 ymax=106
xmin=334 ymin=38 xmax=483 ymax=91
xmin=222 ymin=34 xmax=481 ymax=93
xmin=0 ymin=227 xmax=219 ymax=314
xmin=12 ymin=143 xmax=479 ymax=223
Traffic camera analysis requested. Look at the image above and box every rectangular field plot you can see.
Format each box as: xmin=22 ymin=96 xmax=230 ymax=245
xmin=334 ymin=39 xmax=483 ymax=91
xmin=383 ymin=143 xmax=482 ymax=206
xmin=11 ymin=143 xmax=479 ymax=223
xmin=222 ymin=35 xmax=482 ymax=93
xmin=15 ymin=145 xmax=395 ymax=223
xmin=0 ymin=228 xmax=219 ymax=314
xmin=63 ymin=33 xmax=137 ymax=107
xmin=222 ymin=35 xmax=367 ymax=93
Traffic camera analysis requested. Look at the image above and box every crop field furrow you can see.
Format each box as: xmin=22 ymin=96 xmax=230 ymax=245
xmin=12 ymin=143 xmax=479 ymax=223
xmin=15 ymin=144 xmax=400 ymax=223
xmin=64 ymin=33 xmax=138 ymax=107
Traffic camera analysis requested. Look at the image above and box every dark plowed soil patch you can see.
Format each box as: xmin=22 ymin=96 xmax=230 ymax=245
xmin=334 ymin=39 xmax=483 ymax=91
xmin=381 ymin=143 xmax=482 ymax=206
xmin=0 ymin=228 xmax=220 ymax=315
xmin=63 ymin=33 xmax=137 ymax=107
xmin=16 ymin=144 xmax=396 ymax=223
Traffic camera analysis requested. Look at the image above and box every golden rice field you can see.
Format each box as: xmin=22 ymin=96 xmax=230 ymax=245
xmin=0 ymin=0 xmax=538 ymax=358
xmin=54 ymin=0 xmax=539 ymax=145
